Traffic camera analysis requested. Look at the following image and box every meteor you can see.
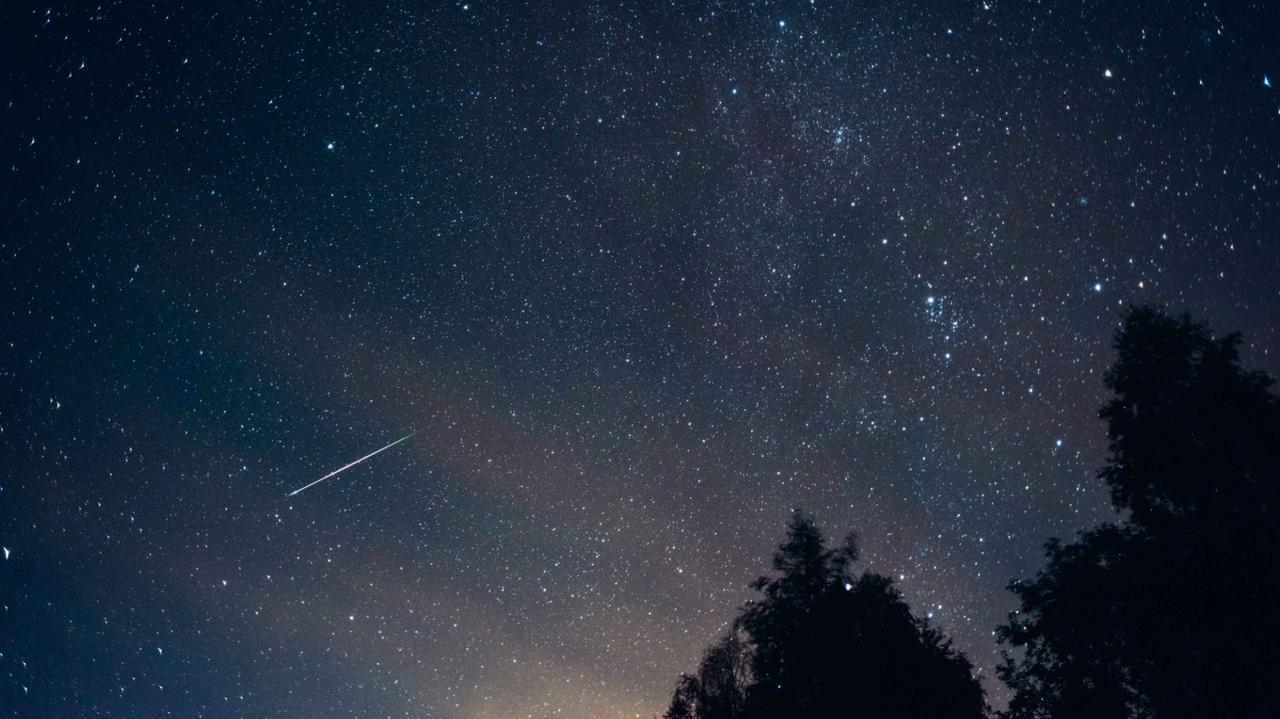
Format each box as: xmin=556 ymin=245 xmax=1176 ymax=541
xmin=287 ymin=430 xmax=419 ymax=497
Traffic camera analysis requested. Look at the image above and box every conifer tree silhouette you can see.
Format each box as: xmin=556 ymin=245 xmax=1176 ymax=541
xmin=664 ymin=511 xmax=986 ymax=719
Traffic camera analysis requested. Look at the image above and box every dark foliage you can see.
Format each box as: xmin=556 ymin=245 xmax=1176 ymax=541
xmin=664 ymin=511 xmax=986 ymax=719
xmin=998 ymin=307 xmax=1280 ymax=719
xmin=663 ymin=633 xmax=751 ymax=719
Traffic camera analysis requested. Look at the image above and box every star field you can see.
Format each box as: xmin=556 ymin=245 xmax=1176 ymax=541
xmin=2 ymin=2 xmax=1279 ymax=717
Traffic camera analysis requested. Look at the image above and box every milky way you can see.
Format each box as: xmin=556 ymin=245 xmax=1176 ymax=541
xmin=3 ymin=2 xmax=1279 ymax=717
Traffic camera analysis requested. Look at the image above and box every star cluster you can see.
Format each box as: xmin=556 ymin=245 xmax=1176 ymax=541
xmin=2 ymin=2 xmax=1279 ymax=717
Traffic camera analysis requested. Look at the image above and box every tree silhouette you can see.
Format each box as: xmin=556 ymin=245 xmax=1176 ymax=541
xmin=663 ymin=633 xmax=751 ymax=719
xmin=663 ymin=675 xmax=698 ymax=719
xmin=998 ymin=306 xmax=1280 ymax=719
xmin=664 ymin=511 xmax=986 ymax=719
xmin=736 ymin=510 xmax=839 ymax=717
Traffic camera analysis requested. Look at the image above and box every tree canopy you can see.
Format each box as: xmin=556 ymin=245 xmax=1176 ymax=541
xmin=664 ymin=511 xmax=986 ymax=719
xmin=998 ymin=306 xmax=1280 ymax=719
xmin=665 ymin=307 xmax=1280 ymax=719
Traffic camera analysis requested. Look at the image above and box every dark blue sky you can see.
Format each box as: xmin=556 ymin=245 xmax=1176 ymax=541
xmin=3 ymin=2 xmax=1279 ymax=717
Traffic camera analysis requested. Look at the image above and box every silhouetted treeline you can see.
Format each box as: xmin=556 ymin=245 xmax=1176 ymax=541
xmin=997 ymin=307 xmax=1280 ymax=719
xmin=662 ymin=512 xmax=986 ymax=719
xmin=662 ymin=307 xmax=1280 ymax=719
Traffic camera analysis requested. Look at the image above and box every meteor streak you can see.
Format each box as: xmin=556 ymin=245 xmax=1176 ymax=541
xmin=287 ymin=430 xmax=419 ymax=497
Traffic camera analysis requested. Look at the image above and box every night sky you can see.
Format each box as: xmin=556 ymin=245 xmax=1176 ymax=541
xmin=3 ymin=1 xmax=1280 ymax=717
